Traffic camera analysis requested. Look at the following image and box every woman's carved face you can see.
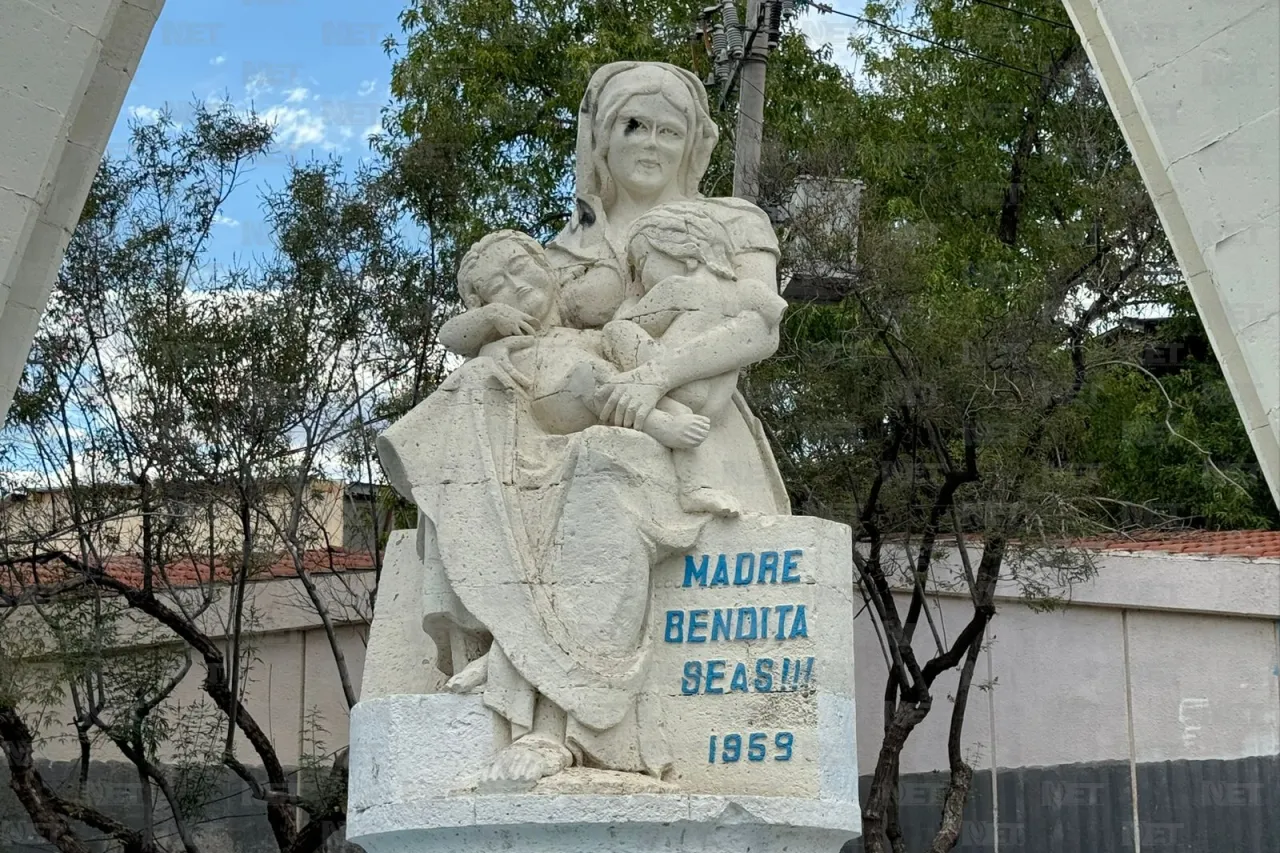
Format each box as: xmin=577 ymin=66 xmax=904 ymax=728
xmin=605 ymin=92 xmax=689 ymax=201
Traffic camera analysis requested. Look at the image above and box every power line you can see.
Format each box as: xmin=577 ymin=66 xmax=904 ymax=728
xmin=736 ymin=73 xmax=769 ymax=126
xmin=800 ymin=1 xmax=1052 ymax=82
xmin=971 ymin=0 xmax=1074 ymax=31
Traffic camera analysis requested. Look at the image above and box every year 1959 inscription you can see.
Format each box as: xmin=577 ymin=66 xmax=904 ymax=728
xmin=708 ymin=731 xmax=796 ymax=763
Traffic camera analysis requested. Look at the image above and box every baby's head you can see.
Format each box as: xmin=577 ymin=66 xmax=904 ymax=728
xmin=457 ymin=230 xmax=556 ymax=322
xmin=626 ymin=202 xmax=737 ymax=291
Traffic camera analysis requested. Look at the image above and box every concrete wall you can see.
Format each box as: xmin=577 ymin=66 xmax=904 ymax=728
xmin=850 ymin=548 xmax=1280 ymax=850
xmin=2 ymin=568 xmax=374 ymax=852
xmin=0 ymin=0 xmax=164 ymax=423
xmin=0 ymin=760 xmax=285 ymax=853
xmin=856 ymin=549 xmax=1280 ymax=777
xmin=1060 ymin=0 xmax=1280 ymax=507
xmin=15 ymin=571 xmax=376 ymax=768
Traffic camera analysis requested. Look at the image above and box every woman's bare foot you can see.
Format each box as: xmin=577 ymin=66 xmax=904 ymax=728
xmin=644 ymin=409 xmax=711 ymax=449
xmin=475 ymin=734 xmax=573 ymax=794
xmin=680 ymin=487 xmax=741 ymax=517
xmin=445 ymin=653 xmax=488 ymax=694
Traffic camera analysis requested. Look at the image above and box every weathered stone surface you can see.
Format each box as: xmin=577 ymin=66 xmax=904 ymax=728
xmin=349 ymin=516 xmax=860 ymax=850
xmin=0 ymin=0 xmax=164 ymax=423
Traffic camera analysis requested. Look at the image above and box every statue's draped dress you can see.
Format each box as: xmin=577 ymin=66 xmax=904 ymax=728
xmin=376 ymin=62 xmax=789 ymax=777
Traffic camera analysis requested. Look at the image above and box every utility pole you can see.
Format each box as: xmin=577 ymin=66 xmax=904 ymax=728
xmin=696 ymin=2 xmax=863 ymax=303
xmin=695 ymin=1 xmax=794 ymax=203
xmin=732 ymin=0 xmax=769 ymax=201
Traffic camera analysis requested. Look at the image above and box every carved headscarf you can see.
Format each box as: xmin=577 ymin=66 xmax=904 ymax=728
xmin=574 ymin=62 xmax=719 ymax=210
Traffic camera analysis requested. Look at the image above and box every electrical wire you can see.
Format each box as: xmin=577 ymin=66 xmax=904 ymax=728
xmin=971 ymin=0 xmax=1074 ymax=31
xmin=799 ymin=0 xmax=1053 ymax=81
xmin=736 ymin=73 xmax=769 ymax=125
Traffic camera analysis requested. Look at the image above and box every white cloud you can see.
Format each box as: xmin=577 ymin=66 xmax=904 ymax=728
xmin=795 ymin=7 xmax=861 ymax=75
xmin=244 ymin=72 xmax=273 ymax=101
xmin=363 ymin=122 xmax=383 ymax=142
xmin=356 ymin=78 xmax=377 ymax=97
xmin=284 ymin=86 xmax=310 ymax=104
xmin=128 ymin=104 xmax=162 ymax=122
xmin=263 ymin=105 xmax=330 ymax=149
xmin=213 ymin=213 xmax=240 ymax=228
xmin=339 ymin=126 xmax=354 ymax=140
xmin=210 ymin=55 xmax=227 ymax=66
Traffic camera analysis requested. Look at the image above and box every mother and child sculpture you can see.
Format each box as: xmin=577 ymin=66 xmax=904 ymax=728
xmin=369 ymin=60 xmax=793 ymax=794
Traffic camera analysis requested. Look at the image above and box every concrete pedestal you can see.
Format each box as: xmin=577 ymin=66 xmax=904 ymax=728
xmin=348 ymin=694 xmax=860 ymax=853
xmin=349 ymin=515 xmax=860 ymax=851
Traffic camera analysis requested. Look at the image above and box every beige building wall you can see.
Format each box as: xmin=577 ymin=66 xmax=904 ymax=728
xmin=853 ymin=549 xmax=1280 ymax=777
xmin=1 ymin=480 xmax=356 ymax=559
xmin=25 ymin=571 xmax=376 ymax=769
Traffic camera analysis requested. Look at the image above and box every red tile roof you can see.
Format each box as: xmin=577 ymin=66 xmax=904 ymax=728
xmin=5 ymin=548 xmax=376 ymax=593
xmin=1074 ymin=530 xmax=1280 ymax=559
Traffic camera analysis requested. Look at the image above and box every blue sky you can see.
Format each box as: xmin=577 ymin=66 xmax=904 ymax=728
xmin=112 ymin=0 xmax=407 ymax=266
xmin=113 ymin=0 xmax=870 ymax=267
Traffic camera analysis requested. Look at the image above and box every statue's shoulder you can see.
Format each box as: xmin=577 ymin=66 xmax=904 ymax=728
xmin=698 ymin=196 xmax=779 ymax=256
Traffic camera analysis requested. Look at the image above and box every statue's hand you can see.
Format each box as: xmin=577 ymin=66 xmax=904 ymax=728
xmin=484 ymin=303 xmax=540 ymax=338
xmin=479 ymin=336 xmax=535 ymax=392
xmin=598 ymin=363 xmax=670 ymax=430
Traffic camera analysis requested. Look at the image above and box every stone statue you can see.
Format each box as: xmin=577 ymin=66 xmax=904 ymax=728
xmin=374 ymin=61 xmax=789 ymax=792
xmin=353 ymin=61 xmax=859 ymax=852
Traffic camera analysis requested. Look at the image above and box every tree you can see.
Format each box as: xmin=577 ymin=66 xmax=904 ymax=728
xmin=1074 ymin=289 xmax=1279 ymax=530
xmin=743 ymin=2 xmax=1272 ymax=851
xmin=381 ymin=0 xmax=721 ymax=244
xmin=0 ymin=103 xmax=449 ymax=853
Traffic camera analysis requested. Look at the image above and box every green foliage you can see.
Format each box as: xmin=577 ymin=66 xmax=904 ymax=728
xmin=748 ymin=0 xmax=1276 ymax=547
xmin=383 ymin=0 xmax=709 ymax=244
xmin=382 ymin=1 xmax=867 ymax=237
xmin=1076 ymin=302 xmax=1279 ymax=529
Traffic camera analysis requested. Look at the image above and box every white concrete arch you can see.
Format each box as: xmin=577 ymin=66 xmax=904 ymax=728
xmin=1060 ymin=0 xmax=1279 ymax=507
xmin=0 ymin=0 xmax=163 ymax=418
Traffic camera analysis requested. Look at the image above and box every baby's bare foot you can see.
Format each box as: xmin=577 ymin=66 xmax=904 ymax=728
xmin=475 ymin=734 xmax=572 ymax=794
xmin=445 ymin=653 xmax=488 ymax=694
xmin=644 ymin=410 xmax=711 ymax=449
xmin=680 ymin=487 xmax=741 ymax=518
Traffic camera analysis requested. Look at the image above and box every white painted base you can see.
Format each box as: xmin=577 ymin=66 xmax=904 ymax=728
xmin=348 ymin=694 xmax=861 ymax=853
xmin=350 ymin=822 xmax=853 ymax=852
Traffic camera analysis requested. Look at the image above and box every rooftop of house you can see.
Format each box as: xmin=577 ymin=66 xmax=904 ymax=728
xmin=1075 ymin=529 xmax=1280 ymax=559
xmin=7 ymin=529 xmax=1277 ymax=600
xmin=3 ymin=547 xmax=377 ymax=595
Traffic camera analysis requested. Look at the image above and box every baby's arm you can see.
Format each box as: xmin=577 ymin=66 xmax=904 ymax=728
xmin=561 ymin=355 xmax=708 ymax=450
xmin=608 ymin=276 xmax=778 ymax=420
xmin=602 ymin=318 xmax=661 ymax=372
